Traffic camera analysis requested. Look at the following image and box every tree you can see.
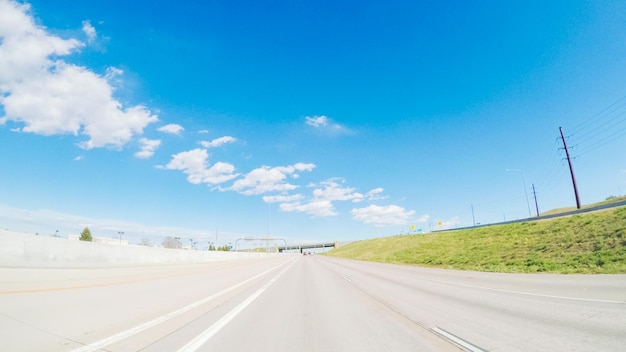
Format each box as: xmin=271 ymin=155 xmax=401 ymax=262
xmin=79 ymin=227 xmax=93 ymax=241
xmin=162 ymin=236 xmax=181 ymax=249
xmin=139 ymin=237 xmax=153 ymax=246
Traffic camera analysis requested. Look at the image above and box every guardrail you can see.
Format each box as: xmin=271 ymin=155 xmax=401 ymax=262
xmin=434 ymin=200 xmax=626 ymax=233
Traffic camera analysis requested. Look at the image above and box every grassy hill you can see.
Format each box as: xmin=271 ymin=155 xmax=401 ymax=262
xmin=540 ymin=195 xmax=626 ymax=216
xmin=327 ymin=206 xmax=626 ymax=274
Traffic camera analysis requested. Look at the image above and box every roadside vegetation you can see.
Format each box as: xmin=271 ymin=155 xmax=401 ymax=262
xmin=79 ymin=227 xmax=93 ymax=241
xmin=540 ymin=195 xmax=626 ymax=216
xmin=327 ymin=206 xmax=626 ymax=274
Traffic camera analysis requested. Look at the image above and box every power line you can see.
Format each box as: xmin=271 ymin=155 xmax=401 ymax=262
xmin=568 ymin=94 xmax=626 ymax=136
xmin=577 ymin=122 xmax=626 ymax=156
xmin=573 ymin=107 xmax=626 ymax=144
xmin=533 ymin=137 xmax=570 ymax=202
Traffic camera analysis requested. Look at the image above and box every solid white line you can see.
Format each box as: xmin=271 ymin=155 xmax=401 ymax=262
xmin=177 ymin=261 xmax=295 ymax=352
xmin=429 ymin=279 xmax=625 ymax=304
xmin=70 ymin=260 xmax=294 ymax=352
xmin=431 ymin=327 xmax=486 ymax=352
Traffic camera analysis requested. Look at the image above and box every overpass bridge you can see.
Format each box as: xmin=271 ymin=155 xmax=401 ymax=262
xmin=233 ymin=237 xmax=338 ymax=253
xmin=278 ymin=241 xmax=338 ymax=253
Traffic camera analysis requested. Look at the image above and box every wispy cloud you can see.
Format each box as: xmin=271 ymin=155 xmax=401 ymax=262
xmin=134 ymin=138 xmax=161 ymax=159
xmin=0 ymin=203 xmax=242 ymax=242
xmin=158 ymin=123 xmax=184 ymax=135
xmin=280 ymin=199 xmax=337 ymax=217
xmin=263 ymin=194 xmax=304 ymax=203
xmin=200 ymin=136 xmax=237 ymax=148
xmin=0 ymin=1 xmax=157 ymax=149
xmin=311 ymin=179 xmax=384 ymax=203
xmin=305 ymin=116 xmax=329 ymax=128
xmin=81 ymin=20 xmax=97 ymax=44
xmin=351 ymin=205 xmax=416 ymax=227
xmin=305 ymin=115 xmax=351 ymax=135
xmin=268 ymin=179 xmax=386 ymax=218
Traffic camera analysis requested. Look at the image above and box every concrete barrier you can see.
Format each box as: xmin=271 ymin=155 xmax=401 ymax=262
xmin=0 ymin=229 xmax=275 ymax=268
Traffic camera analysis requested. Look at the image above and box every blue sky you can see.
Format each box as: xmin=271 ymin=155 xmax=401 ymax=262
xmin=1 ymin=0 xmax=625 ymax=248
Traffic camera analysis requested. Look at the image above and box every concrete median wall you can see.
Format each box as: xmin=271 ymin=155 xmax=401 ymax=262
xmin=0 ymin=229 xmax=275 ymax=268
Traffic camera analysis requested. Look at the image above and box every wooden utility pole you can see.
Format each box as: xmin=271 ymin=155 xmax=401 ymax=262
xmin=532 ymin=184 xmax=540 ymax=217
xmin=559 ymin=127 xmax=581 ymax=209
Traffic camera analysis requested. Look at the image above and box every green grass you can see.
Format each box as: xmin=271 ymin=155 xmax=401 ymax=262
xmin=540 ymin=195 xmax=626 ymax=216
xmin=326 ymin=206 xmax=626 ymax=274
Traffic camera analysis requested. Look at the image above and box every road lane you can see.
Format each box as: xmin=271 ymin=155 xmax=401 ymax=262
xmin=181 ymin=254 xmax=456 ymax=352
xmin=0 ymin=255 xmax=296 ymax=351
xmin=318 ymin=256 xmax=626 ymax=352
xmin=1 ymin=254 xmax=625 ymax=351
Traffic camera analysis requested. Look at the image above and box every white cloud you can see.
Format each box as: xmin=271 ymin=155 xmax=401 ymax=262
xmin=263 ymin=179 xmax=386 ymax=218
xmin=230 ymin=163 xmax=315 ymax=195
xmin=161 ymin=148 xmax=238 ymax=185
xmin=364 ymin=187 xmax=385 ymax=201
xmin=351 ymin=205 xmax=416 ymax=226
xmin=311 ymin=179 xmax=384 ymax=203
xmin=200 ymin=136 xmax=237 ymax=148
xmin=134 ymin=138 xmax=161 ymax=159
xmin=158 ymin=123 xmax=184 ymax=135
xmin=414 ymin=214 xmax=430 ymax=223
xmin=267 ymin=179 xmax=385 ymax=218
xmin=280 ymin=200 xmax=337 ymax=217
xmin=311 ymin=179 xmax=358 ymax=201
xmin=81 ymin=20 xmax=96 ymax=44
xmin=0 ymin=0 xmax=157 ymax=149
xmin=304 ymin=115 xmax=351 ymax=135
xmin=263 ymin=194 xmax=304 ymax=203
xmin=305 ymin=115 xmax=328 ymax=127
xmin=104 ymin=67 xmax=123 ymax=85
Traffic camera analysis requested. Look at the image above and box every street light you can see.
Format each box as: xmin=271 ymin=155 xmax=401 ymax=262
xmin=118 ymin=231 xmax=124 ymax=245
xmin=506 ymin=169 xmax=532 ymax=218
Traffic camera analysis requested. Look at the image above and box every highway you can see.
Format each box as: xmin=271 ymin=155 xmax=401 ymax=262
xmin=1 ymin=254 xmax=625 ymax=351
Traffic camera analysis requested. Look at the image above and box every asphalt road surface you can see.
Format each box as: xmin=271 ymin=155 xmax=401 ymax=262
xmin=1 ymin=254 xmax=625 ymax=351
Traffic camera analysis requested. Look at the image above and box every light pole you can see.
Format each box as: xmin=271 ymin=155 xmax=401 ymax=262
xmin=267 ymin=202 xmax=271 ymax=253
xmin=118 ymin=231 xmax=124 ymax=244
xmin=506 ymin=169 xmax=532 ymax=218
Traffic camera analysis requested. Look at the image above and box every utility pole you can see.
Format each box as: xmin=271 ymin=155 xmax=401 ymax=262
xmin=471 ymin=203 xmax=476 ymax=227
xmin=532 ymin=184 xmax=540 ymax=217
xmin=559 ymin=127 xmax=581 ymax=209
